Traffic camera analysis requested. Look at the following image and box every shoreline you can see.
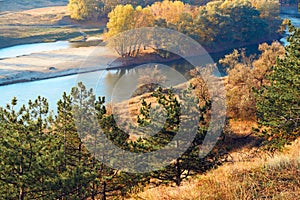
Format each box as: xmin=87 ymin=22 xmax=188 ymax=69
xmin=0 ymin=35 xmax=285 ymax=86
xmin=0 ymin=45 xmax=120 ymax=86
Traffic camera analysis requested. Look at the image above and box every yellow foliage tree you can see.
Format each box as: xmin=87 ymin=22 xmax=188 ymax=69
xmin=221 ymin=42 xmax=285 ymax=120
xmin=106 ymin=4 xmax=136 ymax=37
xmin=68 ymin=0 xmax=101 ymax=20
xmin=149 ymin=0 xmax=191 ymax=24
xmin=106 ymin=4 xmax=155 ymax=57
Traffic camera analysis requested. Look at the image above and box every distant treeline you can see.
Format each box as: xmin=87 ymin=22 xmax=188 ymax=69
xmin=67 ymin=0 xmax=211 ymax=20
xmin=104 ymin=0 xmax=283 ymax=57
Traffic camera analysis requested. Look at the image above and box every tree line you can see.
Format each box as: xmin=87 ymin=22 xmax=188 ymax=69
xmin=0 ymin=81 xmax=226 ymax=199
xmin=67 ymin=0 xmax=210 ymax=20
xmin=104 ymin=0 xmax=283 ymax=57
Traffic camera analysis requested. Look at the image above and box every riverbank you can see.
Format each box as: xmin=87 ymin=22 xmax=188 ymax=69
xmin=0 ymin=46 xmax=119 ymax=86
xmin=0 ymin=30 xmax=286 ymax=86
xmin=0 ymin=4 xmax=293 ymax=86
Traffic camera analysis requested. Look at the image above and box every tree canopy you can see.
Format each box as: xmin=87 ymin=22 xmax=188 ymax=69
xmin=105 ymin=0 xmax=282 ymax=56
xmin=255 ymin=23 xmax=300 ymax=150
xmin=68 ymin=0 xmax=103 ymax=20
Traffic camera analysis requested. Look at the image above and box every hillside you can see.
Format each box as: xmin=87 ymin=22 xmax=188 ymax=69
xmin=0 ymin=0 xmax=68 ymax=12
xmin=128 ymin=132 xmax=300 ymax=199
xmin=0 ymin=6 xmax=105 ymax=48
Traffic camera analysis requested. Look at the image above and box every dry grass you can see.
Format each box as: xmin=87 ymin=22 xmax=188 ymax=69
xmin=103 ymin=70 xmax=299 ymax=200
xmin=228 ymin=119 xmax=257 ymax=136
xmin=0 ymin=6 xmax=105 ymax=48
xmin=127 ymin=138 xmax=300 ymax=200
xmin=0 ymin=0 xmax=68 ymax=12
xmin=0 ymin=6 xmax=69 ymax=26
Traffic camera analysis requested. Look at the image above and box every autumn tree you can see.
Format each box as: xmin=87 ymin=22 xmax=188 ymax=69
xmin=220 ymin=49 xmax=256 ymax=119
xmin=252 ymin=41 xmax=285 ymax=88
xmin=251 ymin=0 xmax=283 ymax=35
xmin=221 ymin=42 xmax=285 ymax=120
xmin=105 ymin=0 xmax=282 ymax=57
xmin=149 ymin=0 xmax=191 ymax=24
xmin=106 ymin=4 xmax=155 ymax=57
xmin=68 ymin=0 xmax=103 ymax=20
xmin=175 ymin=0 xmax=281 ymax=49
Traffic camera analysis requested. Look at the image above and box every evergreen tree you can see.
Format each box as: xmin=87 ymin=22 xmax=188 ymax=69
xmin=134 ymin=86 xmax=220 ymax=186
xmin=255 ymin=22 xmax=300 ymax=150
xmin=54 ymin=82 xmax=135 ymax=199
xmin=0 ymin=97 xmax=63 ymax=199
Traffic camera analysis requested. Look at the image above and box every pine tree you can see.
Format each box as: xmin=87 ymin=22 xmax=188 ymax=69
xmin=55 ymin=82 xmax=134 ymax=199
xmin=0 ymin=97 xmax=64 ymax=199
xmin=255 ymin=22 xmax=300 ymax=150
xmin=134 ymin=85 xmax=218 ymax=186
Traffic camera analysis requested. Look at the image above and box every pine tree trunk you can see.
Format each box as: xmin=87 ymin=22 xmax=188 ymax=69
xmin=19 ymin=156 xmax=25 ymax=200
xmin=175 ymin=158 xmax=181 ymax=186
xmin=101 ymin=181 xmax=106 ymax=200
xmin=19 ymin=186 xmax=25 ymax=200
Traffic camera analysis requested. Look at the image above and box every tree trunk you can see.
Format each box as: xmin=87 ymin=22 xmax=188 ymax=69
xmin=19 ymin=186 xmax=25 ymax=200
xmin=101 ymin=181 xmax=107 ymax=200
xmin=175 ymin=158 xmax=181 ymax=186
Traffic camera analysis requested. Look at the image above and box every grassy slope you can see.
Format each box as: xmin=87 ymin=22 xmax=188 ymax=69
xmin=127 ymin=121 xmax=300 ymax=199
xmin=0 ymin=6 xmax=106 ymax=49
xmin=0 ymin=0 xmax=68 ymax=12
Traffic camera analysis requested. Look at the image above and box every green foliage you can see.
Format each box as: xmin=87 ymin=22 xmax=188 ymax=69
xmin=0 ymin=83 xmax=139 ymax=199
xmin=251 ymin=0 xmax=282 ymax=34
xmin=0 ymin=97 xmax=63 ymax=199
xmin=132 ymin=85 xmax=223 ymax=186
xmin=189 ymin=0 xmax=274 ymax=48
xmin=255 ymin=23 xmax=300 ymax=150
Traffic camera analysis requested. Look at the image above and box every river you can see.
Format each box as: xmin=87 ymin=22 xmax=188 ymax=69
xmin=0 ymin=9 xmax=299 ymax=111
xmin=0 ymin=40 xmax=102 ymax=59
xmin=0 ymin=41 xmax=71 ymax=60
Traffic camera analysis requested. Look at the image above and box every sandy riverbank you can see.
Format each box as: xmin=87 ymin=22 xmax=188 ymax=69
xmin=0 ymin=46 xmax=120 ymax=85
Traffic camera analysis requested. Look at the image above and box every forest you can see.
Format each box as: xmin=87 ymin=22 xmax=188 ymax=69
xmin=0 ymin=0 xmax=299 ymax=199
xmin=68 ymin=0 xmax=283 ymax=54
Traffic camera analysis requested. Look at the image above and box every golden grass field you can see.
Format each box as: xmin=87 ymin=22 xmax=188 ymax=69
xmin=0 ymin=6 xmax=105 ymax=48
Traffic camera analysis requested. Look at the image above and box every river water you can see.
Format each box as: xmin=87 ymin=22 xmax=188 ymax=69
xmin=0 ymin=41 xmax=70 ymax=59
xmin=0 ymin=10 xmax=299 ymax=111
xmin=0 ymin=40 xmax=102 ymax=59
